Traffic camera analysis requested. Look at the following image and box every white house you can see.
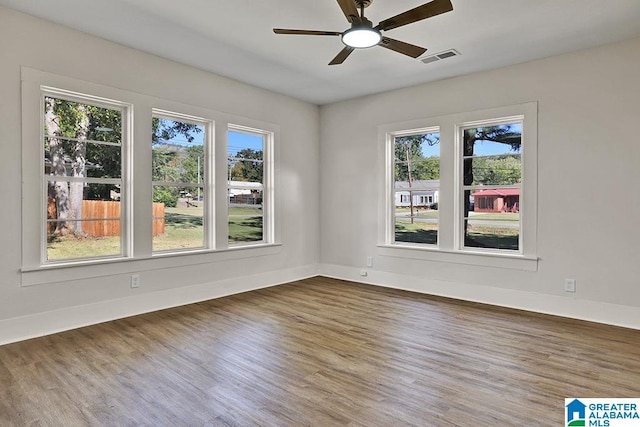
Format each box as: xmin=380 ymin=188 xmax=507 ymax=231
xmin=394 ymin=180 xmax=439 ymax=208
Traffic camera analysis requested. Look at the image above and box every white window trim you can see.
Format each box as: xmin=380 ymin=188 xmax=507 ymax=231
xmin=20 ymin=67 xmax=281 ymax=286
xmin=379 ymin=102 xmax=538 ymax=271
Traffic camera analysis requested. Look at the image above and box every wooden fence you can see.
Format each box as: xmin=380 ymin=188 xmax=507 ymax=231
xmin=81 ymin=201 xmax=166 ymax=237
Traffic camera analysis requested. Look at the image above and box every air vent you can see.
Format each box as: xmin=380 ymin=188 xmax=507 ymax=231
xmin=418 ymin=49 xmax=460 ymax=64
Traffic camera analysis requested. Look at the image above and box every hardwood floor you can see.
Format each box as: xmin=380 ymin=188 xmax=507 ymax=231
xmin=1 ymin=277 xmax=639 ymax=426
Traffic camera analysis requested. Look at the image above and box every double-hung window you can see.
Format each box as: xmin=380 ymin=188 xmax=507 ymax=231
xmin=460 ymin=119 xmax=522 ymax=251
xmin=227 ymin=126 xmax=273 ymax=246
xmin=22 ymin=69 xmax=278 ymax=282
xmin=392 ymin=129 xmax=440 ymax=246
xmin=151 ymin=110 xmax=211 ymax=253
xmin=383 ymin=102 xmax=537 ymax=265
xmin=43 ymin=89 xmax=129 ymax=262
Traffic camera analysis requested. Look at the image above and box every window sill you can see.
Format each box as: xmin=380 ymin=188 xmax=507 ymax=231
xmin=20 ymin=243 xmax=282 ymax=287
xmin=377 ymin=244 xmax=538 ymax=271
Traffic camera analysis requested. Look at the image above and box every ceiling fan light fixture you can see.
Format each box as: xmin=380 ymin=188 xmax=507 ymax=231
xmin=342 ymin=27 xmax=381 ymax=48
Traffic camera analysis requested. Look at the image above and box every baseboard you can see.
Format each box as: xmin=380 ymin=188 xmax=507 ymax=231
xmin=0 ymin=264 xmax=320 ymax=346
xmin=320 ymin=263 xmax=640 ymax=330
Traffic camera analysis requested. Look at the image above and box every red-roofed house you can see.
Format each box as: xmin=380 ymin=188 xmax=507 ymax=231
xmin=473 ymin=188 xmax=519 ymax=213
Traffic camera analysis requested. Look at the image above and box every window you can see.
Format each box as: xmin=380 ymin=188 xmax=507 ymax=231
xmin=461 ymin=120 xmax=522 ymax=251
xmin=152 ymin=111 xmax=210 ymax=253
xmin=383 ymin=102 xmax=537 ymax=264
xmin=227 ymin=126 xmax=272 ymax=246
xmin=22 ymin=69 xmax=280 ymax=281
xmin=393 ymin=130 xmax=440 ymax=246
xmin=43 ymin=90 xmax=128 ymax=262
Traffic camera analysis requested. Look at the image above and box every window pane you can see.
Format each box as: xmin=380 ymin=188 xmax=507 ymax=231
xmin=152 ymin=118 xmax=204 ymax=184
xmin=152 ymin=115 xmax=207 ymax=253
xmin=463 ymin=155 xmax=521 ymax=186
xmin=463 ymin=190 xmax=519 ymax=251
xmin=228 ymin=129 xmax=265 ymax=245
xmin=43 ymin=95 xmax=124 ymax=263
xmin=47 ymin=220 xmax=121 ymax=261
xmin=229 ymin=189 xmax=263 ymax=245
xmin=46 ymin=181 xmax=122 ymax=261
xmin=393 ymin=132 xmax=439 ymax=245
xmin=152 ymin=185 xmax=204 ymax=251
xmin=462 ymin=123 xmax=522 ymax=157
xmin=86 ymin=143 xmax=122 ymax=178
xmin=44 ymin=97 xmax=122 ymax=144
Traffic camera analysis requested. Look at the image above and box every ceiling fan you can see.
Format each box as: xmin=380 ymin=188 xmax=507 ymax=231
xmin=273 ymin=0 xmax=453 ymax=65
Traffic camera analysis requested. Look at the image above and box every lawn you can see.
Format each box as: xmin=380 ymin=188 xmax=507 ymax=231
xmin=47 ymin=206 xmax=264 ymax=260
xmin=395 ymin=219 xmax=438 ymax=245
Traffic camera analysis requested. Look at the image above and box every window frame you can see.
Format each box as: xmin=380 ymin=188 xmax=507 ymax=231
xmin=39 ymin=87 xmax=133 ymax=265
xmin=380 ymin=102 xmax=538 ymax=270
xmin=390 ymin=127 xmax=441 ymax=248
xmin=151 ymin=109 xmax=214 ymax=254
xmin=456 ymin=116 xmax=524 ymax=254
xmin=227 ymin=124 xmax=275 ymax=247
xmin=21 ymin=68 xmax=280 ymax=285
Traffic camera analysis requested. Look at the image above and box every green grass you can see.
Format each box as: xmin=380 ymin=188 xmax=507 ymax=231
xmin=465 ymin=225 xmax=519 ymax=251
xmin=395 ymin=208 xmax=439 ymax=219
xmin=47 ymin=206 xmax=264 ymax=259
xmin=47 ymin=235 xmax=121 ymax=261
xmin=468 ymin=212 xmax=519 ymax=221
xmin=395 ymin=220 xmax=438 ymax=245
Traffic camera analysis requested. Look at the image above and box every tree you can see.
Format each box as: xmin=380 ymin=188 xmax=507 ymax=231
xmin=394 ymin=134 xmax=439 ymax=182
xmin=151 ymin=118 xmax=204 ymax=205
xmin=45 ymin=97 xmax=71 ymax=235
xmin=230 ymin=148 xmax=263 ymax=183
xmin=46 ymin=97 xmax=124 ymax=237
xmin=463 ymin=125 xmax=521 ymax=247
xmin=394 ymin=133 xmax=439 ymax=223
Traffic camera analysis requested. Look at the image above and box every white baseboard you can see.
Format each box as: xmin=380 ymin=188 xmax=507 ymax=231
xmin=320 ymin=263 xmax=640 ymax=330
xmin=0 ymin=264 xmax=319 ymax=346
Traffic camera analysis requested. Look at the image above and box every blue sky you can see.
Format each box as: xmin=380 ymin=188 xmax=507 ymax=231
xmin=156 ymin=119 xmax=263 ymax=155
xmin=228 ymin=130 xmax=263 ymax=155
xmin=418 ymin=123 xmax=522 ymax=157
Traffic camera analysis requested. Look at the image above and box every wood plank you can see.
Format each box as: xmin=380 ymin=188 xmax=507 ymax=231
xmin=1 ymin=277 xmax=639 ymax=425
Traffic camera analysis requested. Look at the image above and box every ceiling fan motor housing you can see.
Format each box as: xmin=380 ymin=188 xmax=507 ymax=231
xmin=355 ymin=0 xmax=373 ymax=8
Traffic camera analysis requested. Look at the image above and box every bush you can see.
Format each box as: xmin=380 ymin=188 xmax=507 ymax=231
xmin=430 ymin=202 xmax=438 ymax=210
xmin=153 ymin=187 xmax=178 ymax=207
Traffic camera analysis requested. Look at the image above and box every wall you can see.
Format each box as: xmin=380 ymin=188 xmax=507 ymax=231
xmin=0 ymin=7 xmax=320 ymax=344
xmin=319 ymin=36 xmax=640 ymax=329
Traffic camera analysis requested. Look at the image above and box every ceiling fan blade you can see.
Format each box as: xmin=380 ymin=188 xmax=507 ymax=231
xmin=379 ymin=37 xmax=427 ymax=58
xmin=329 ymin=46 xmax=355 ymax=65
xmin=336 ymin=0 xmax=360 ymax=23
xmin=274 ymin=28 xmax=342 ymax=36
xmin=376 ymin=0 xmax=453 ymax=32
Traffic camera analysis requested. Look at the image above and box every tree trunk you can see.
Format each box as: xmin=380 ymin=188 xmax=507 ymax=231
xmin=463 ymin=129 xmax=475 ymax=246
xmin=45 ymin=97 xmax=71 ymax=236
xmin=69 ymin=105 xmax=89 ymax=235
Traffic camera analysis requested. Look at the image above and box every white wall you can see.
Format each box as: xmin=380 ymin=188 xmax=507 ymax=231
xmin=0 ymin=7 xmax=320 ymax=344
xmin=319 ymin=36 xmax=640 ymax=329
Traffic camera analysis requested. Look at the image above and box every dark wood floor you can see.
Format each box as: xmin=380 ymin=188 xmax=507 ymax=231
xmin=2 ymin=277 xmax=639 ymax=426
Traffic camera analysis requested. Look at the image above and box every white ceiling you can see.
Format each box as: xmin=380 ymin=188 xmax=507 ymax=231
xmin=2 ymin=0 xmax=640 ymax=105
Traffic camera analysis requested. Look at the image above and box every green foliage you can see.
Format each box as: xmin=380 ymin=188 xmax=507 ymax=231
xmin=153 ymin=187 xmax=178 ymax=207
xmin=230 ymin=148 xmax=263 ymax=183
xmin=394 ymin=133 xmax=439 ymax=182
xmin=470 ymin=155 xmax=521 ymax=185
xmin=152 ymin=119 xmax=205 ymax=186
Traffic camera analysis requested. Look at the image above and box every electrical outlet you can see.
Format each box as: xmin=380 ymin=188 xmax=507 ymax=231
xmin=130 ymin=274 xmax=140 ymax=288
xmin=366 ymin=256 xmax=373 ymax=268
xmin=360 ymin=270 xmax=368 ymax=277
xmin=564 ymin=278 xmax=576 ymax=293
